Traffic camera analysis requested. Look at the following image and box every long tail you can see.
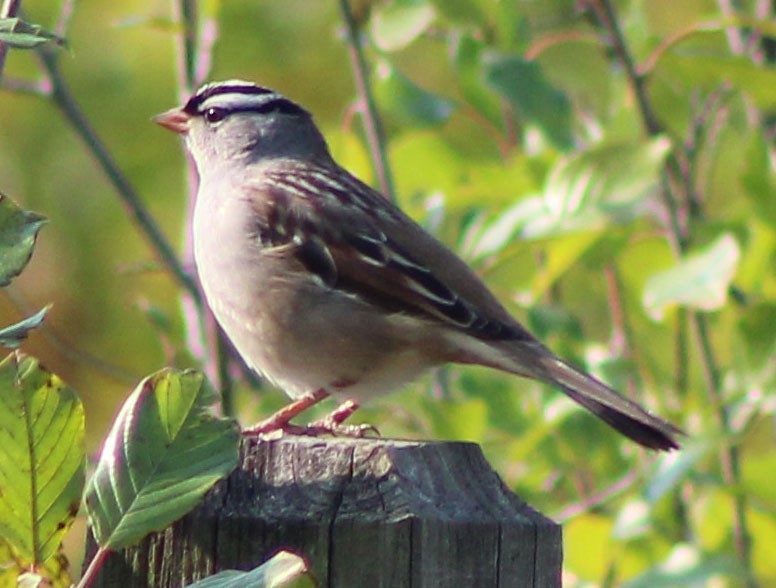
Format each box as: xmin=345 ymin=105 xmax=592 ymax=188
xmin=501 ymin=345 xmax=682 ymax=450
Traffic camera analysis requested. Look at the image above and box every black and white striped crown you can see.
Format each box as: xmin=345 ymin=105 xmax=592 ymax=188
xmin=183 ymin=80 xmax=309 ymax=119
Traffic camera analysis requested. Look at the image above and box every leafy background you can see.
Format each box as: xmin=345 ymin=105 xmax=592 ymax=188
xmin=1 ymin=0 xmax=775 ymax=586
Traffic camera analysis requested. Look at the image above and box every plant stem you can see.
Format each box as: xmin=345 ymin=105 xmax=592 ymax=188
xmin=690 ymin=311 xmax=752 ymax=582
xmin=171 ymin=0 xmax=235 ymax=414
xmin=337 ymin=0 xmax=395 ymax=201
xmin=33 ymin=44 xmax=199 ymax=302
xmin=76 ymin=545 xmax=110 ymax=588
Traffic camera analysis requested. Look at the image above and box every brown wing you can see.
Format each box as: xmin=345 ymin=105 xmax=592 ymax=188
xmin=248 ymin=160 xmax=533 ymax=342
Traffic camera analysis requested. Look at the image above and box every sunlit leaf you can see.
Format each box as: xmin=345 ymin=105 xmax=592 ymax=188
xmin=452 ymin=34 xmax=503 ymax=129
xmin=612 ymin=498 xmax=651 ymax=540
xmin=0 ymin=352 xmax=84 ymax=566
xmin=484 ymin=55 xmax=573 ymax=149
xmin=529 ymin=232 xmax=602 ymax=299
xmin=660 ymin=51 xmax=776 ymax=111
xmin=542 ymin=138 xmax=671 ymax=221
xmin=643 ymin=234 xmax=740 ymax=321
xmin=84 ymin=369 xmax=240 ymax=549
xmin=563 ymin=514 xmax=614 ymax=579
xmin=741 ymin=132 xmax=776 ymax=229
xmin=0 ymin=194 xmax=46 ymax=287
xmin=374 ymin=61 xmax=454 ymax=128
xmin=620 ymin=544 xmax=740 ymax=587
xmin=187 ymin=551 xmax=311 ymax=588
xmin=429 ymin=0 xmax=487 ymax=26
xmin=0 ymin=306 xmax=49 ymax=349
xmin=645 ymin=441 xmax=710 ymax=503
xmin=471 ymin=138 xmax=670 ymax=252
xmin=0 ymin=18 xmax=65 ymax=49
xmin=420 ymin=394 xmax=489 ymax=442
xmin=369 ymin=0 xmax=435 ymax=52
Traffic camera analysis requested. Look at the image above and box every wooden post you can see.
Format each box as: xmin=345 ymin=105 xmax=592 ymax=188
xmin=89 ymin=436 xmax=562 ymax=587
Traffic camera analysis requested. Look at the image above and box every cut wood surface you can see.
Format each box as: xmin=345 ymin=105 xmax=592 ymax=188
xmin=89 ymin=435 xmax=562 ymax=587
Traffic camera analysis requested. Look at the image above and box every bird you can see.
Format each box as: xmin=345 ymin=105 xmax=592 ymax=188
xmin=155 ymin=79 xmax=682 ymax=451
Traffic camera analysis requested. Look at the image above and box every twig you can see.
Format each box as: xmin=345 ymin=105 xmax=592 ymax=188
xmin=337 ymin=0 xmax=395 ymax=201
xmin=176 ymin=0 xmax=197 ymax=94
xmin=53 ymin=0 xmax=75 ymax=40
xmin=171 ymin=0 xmax=235 ymax=413
xmin=553 ymin=468 xmax=639 ymax=521
xmin=690 ymin=311 xmax=751 ymax=581
xmin=717 ymin=0 xmax=746 ymax=55
xmin=32 ymin=43 xmax=200 ymax=302
xmin=3 ymin=287 xmax=139 ymax=384
xmin=603 ymin=265 xmax=642 ymax=399
xmin=593 ymin=0 xmax=662 ymax=136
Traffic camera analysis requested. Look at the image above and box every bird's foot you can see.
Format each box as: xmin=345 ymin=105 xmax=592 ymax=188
xmin=242 ymin=395 xmax=379 ymax=438
xmin=242 ymin=389 xmax=330 ymax=437
xmin=306 ymin=400 xmax=380 ymax=437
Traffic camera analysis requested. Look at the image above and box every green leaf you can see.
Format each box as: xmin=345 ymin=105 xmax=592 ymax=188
xmin=0 ymin=194 xmax=46 ymax=287
xmin=0 ymin=352 xmax=84 ymax=566
xmin=741 ymin=132 xmax=776 ymax=230
xmin=429 ymin=0 xmax=487 ymax=26
xmin=536 ymin=137 xmax=671 ymax=236
xmin=484 ymin=55 xmax=574 ymax=150
xmin=0 ymin=306 xmax=49 ymax=349
xmin=84 ymin=369 xmax=240 ymax=549
xmin=0 ymin=18 xmax=65 ymax=49
xmin=471 ymin=138 xmax=671 ymax=255
xmin=620 ymin=544 xmax=740 ymax=588
xmin=645 ymin=441 xmax=712 ymax=503
xmin=643 ymin=233 xmax=740 ymax=321
xmin=187 ymin=551 xmax=311 ymax=588
xmin=374 ymin=61 xmax=454 ymax=128
xmin=369 ymin=0 xmax=435 ymax=52
xmin=452 ymin=34 xmax=503 ymax=129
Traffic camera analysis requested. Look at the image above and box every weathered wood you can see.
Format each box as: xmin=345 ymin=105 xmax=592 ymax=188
xmin=89 ymin=436 xmax=562 ymax=587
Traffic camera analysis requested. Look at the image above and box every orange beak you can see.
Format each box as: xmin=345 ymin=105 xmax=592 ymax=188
xmin=153 ymin=108 xmax=190 ymax=134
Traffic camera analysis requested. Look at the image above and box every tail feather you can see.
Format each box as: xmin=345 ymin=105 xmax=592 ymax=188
xmin=496 ymin=344 xmax=682 ymax=451
xmin=540 ymin=355 xmax=682 ymax=450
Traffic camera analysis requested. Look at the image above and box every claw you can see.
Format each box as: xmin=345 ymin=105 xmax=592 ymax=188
xmin=307 ymin=400 xmax=380 ymax=437
xmin=242 ymin=396 xmax=380 ymax=438
xmin=242 ymin=389 xmax=330 ymax=436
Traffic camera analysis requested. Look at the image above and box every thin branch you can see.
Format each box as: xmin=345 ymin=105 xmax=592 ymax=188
xmin=53 ymin=0 xmax=75 ymax=40
xmin=690 ymin=311 xmax=752 ymax=582
xmin=32 ymin=43 xmax=200 ymax=302
xmin=717 ymin=0 xmax=746 ymax=55
xmin=177 ymin=0 xmax=197 ymax=94
xmin=3 ymin=287 xmax=139 ymax=384
xmin=603 ymin=264 xmax=645 ymax=401
xmin=76 ymin=545 xmax=110 ymax=588
xmin=171 ymin=0 xmax=235 ymax=413
xmin=552 ymin=468 xmax=640 ymax=521
xmin=593 ymin=0 xmax=662 ymax=136
xmin=337 ymin=0 xmax=395 ymax=201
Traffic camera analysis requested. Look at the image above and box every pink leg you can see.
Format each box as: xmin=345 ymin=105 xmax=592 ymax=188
xmin=308 ymin=400 xmax=380 ymax=437
xmin=242 ymin=389 xmax=330 ymax=435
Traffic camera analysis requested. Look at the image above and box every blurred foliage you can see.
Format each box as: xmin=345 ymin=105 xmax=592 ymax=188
xmin=1 ymin=0 xmax=775 ymax=586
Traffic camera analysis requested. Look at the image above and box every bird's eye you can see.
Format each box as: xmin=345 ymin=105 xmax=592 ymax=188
xmin=204 ymin=107 xmax=227 ymax=124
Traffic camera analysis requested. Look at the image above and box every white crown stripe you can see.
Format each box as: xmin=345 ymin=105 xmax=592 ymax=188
xmin=198 ymin=93 xmax=283 ymax=112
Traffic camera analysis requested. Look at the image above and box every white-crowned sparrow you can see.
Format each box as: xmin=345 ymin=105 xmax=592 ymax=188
xmin=155 ymin=80 xmax=681 ymax=450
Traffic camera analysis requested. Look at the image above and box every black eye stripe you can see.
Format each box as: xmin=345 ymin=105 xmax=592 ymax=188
xmin=197 ymin=99 xmax=309 ymax=122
